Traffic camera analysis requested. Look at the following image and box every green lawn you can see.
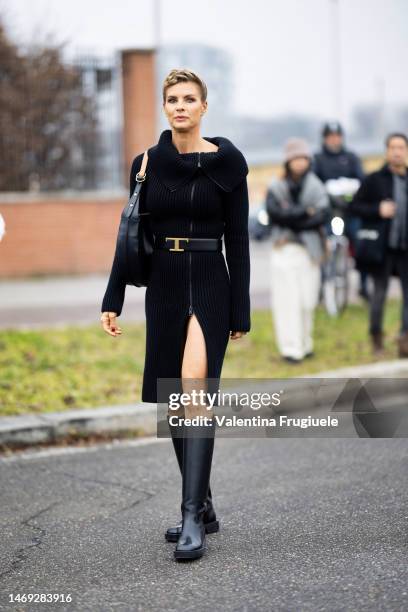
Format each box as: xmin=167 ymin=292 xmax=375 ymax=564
xmin=0 ymin=300 xmax=403 ymax=416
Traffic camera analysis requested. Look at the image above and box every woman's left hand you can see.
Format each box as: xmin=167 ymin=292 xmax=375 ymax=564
xmin=230 ymin=331 xmax=247 ymax=340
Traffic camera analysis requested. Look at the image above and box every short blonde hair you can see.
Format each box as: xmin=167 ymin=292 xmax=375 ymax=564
xmin=162 ymin=68 xmax=207 ymax=103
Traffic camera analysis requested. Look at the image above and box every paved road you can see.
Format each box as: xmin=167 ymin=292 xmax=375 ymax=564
xmin=1 ymin=429 xmax=406 ymax=611
xmin=0 ymin=241 xmax=401 ymax=329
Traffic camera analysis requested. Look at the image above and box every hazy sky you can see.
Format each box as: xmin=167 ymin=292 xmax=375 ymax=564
xmin=2 ymin=0 xmax=407 ymax=126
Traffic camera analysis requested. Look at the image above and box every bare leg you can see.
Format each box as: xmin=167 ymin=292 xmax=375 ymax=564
xmin=181 ymin=314 xmax=211 ymax=419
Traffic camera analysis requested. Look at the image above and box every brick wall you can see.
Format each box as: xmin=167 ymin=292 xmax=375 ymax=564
xmin=0 ymin=194 xmax=126 ymax=278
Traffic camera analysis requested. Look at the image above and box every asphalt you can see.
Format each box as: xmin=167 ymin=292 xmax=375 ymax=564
xmin=0 ymin=431 xmax=406 ymax=611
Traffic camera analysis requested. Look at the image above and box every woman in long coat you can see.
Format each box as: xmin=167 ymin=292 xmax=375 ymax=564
xmin=100 ymin=69 xmax=251 ymax=561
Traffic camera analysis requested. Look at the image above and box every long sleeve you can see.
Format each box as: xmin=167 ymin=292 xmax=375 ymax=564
xmin=265 ymin=189 xmax=309 ymax=227
xmin=292 ymin=207 xmax=330 ymax=230
xmin=223 ymin=177 xmax=251 ymax=332
xmin=100 ymin=241 xmax=127 ymax=316
xmin=349 ymin=174 xmax=382 ymax=219
xmin=100 ymin=156 xmax=140 ymax=316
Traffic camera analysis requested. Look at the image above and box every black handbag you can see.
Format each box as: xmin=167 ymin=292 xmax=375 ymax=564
xmin=115 ymin=151 xmax=154 ymax=287
xmin=355 ymin=220 xmax=388 ymax=266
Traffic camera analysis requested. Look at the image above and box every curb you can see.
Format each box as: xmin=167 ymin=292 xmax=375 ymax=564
xmin=1 ymin=360 xmax=408 ymax=449
xmin=0 ymin=404 xmax=157 ymax=449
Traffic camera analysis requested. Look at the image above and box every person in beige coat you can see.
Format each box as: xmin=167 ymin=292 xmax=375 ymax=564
xmin=266 ymin=138 xmax=330 ymax=362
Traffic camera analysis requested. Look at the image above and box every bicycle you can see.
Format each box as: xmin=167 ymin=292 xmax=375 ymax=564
xmin=321 ymin=177 xmax=361 ymax=317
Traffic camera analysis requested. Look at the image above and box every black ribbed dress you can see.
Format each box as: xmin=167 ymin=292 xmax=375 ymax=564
xmin=101 ymin=129 xmax=251 ymax=403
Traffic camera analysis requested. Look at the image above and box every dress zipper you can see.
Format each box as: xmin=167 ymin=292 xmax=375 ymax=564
xmin=189 ymin=183 xmax=195 ymax=315
xmin=188 ymin=152 xmax=201 ymax=316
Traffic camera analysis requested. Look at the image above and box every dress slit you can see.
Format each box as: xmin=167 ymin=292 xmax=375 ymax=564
xmin=178 ymin=309 xmax=210 ymax=402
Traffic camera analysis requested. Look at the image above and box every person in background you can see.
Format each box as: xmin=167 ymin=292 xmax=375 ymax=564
xmin=313 ymin=121 xmax=365 ymax=184
xmin=313 ymin=121 xmax=369 ymax=299
xmin=266 ymin=138 xmax=330 ymax=363
xmin=349 ymin=132 xmax=408 ymax=357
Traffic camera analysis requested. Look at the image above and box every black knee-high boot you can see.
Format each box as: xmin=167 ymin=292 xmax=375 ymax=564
xmin=174 ymin=418 xmax=216 ymax=561
xmin=165 ymin=414 xmax=219 ymax=542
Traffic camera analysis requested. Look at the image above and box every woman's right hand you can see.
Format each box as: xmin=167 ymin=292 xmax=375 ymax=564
xmin=100 ymin=311 xmax=122 ymax=337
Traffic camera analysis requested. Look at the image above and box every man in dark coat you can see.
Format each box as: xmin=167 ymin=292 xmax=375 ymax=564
xmin=312 ymin=121 xmax=368 ymax=298
xmin=313 ymin=121 xmax=365 ymax=184
xmin=349 ymin=132 xmax=408 ymax=356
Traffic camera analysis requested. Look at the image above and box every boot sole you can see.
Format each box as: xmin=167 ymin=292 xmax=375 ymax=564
xmin=174 ymin=545 xmax=205 ymax=560
xmin=165 ymin=520 xmax=219 ymax=542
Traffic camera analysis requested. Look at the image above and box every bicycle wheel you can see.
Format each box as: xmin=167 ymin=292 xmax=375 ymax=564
xmin=323 ymin=236 xmax=349 ymax=317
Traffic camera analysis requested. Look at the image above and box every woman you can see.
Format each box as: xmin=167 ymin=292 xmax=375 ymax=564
xmin=266 ymin=138 xmax=329 ymax=363
xmin=100 ymin=69 xmax=251 ymax=561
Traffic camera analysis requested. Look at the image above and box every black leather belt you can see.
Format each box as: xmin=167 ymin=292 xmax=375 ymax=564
xmin=154 ymin=236 xmax=222 ymax=252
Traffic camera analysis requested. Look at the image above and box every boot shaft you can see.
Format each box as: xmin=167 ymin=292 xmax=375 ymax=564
xmin=182 ymin=421 xmax=216 ymax=515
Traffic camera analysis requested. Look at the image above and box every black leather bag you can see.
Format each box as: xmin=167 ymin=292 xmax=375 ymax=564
xmin=115 ymin=151 xmax=154 ymax=287
xmin=355 ymin=220 xmax=388 ymax=266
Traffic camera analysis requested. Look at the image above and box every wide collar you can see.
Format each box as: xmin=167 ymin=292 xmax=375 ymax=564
xmin=380 ymin=163 xmax=408 ymax=178
xmin=146 ymin=129 xmax=248 ymax=192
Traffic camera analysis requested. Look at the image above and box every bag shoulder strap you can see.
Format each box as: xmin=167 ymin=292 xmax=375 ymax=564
xmin=124 ymin=151 xmax=149 ymax=218
xmin=136 ymin=150 xmax=148 ymax=181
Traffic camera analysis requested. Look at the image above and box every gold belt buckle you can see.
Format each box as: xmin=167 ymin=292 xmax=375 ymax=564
xmin=165 ymin=237 xmax=190 ymax=252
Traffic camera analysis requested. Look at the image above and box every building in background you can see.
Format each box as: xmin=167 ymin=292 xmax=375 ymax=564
xmin=72 ymin=53 xmax=123 ymax=191
xmin=72 ymin=48 xmax=157 ymax=190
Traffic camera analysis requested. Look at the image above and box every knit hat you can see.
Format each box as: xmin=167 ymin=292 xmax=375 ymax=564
xmin=322 ymin=121 xmax=343 ymax=138
xmin=283 ymin=138 xmax=311 ymax=163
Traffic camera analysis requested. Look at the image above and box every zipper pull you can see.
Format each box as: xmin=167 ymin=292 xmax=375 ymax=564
xmin=198 ymin=152 xmax=201 ymax=168
xmin=188 ymin=305 xmax=193 ymax=315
